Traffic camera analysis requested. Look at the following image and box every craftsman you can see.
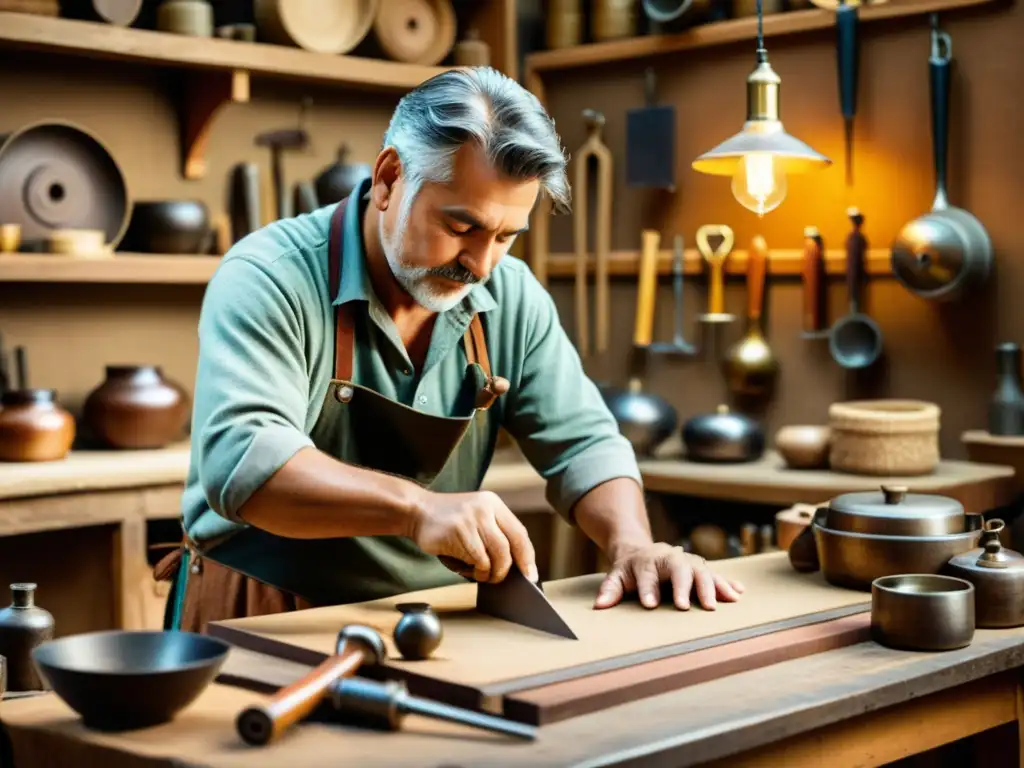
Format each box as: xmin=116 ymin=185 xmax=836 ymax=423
xmin=159 ymin=67 xmax=744 ymax=633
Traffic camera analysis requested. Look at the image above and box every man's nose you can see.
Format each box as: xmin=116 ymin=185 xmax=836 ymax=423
xmin=459 ymin=240 xmax=496 ymax=280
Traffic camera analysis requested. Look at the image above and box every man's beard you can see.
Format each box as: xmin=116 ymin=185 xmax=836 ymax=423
xmin=379 ymin=202 xmax=481 ymax=314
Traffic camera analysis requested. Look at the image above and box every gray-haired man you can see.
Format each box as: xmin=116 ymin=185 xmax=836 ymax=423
xmin=163 ymin=67 xmax=743 ymax=633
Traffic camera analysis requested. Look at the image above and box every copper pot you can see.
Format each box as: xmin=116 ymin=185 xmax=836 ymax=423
xmin=0 ymin=389 xmax=76 ymax=462
xmin=83 ymin=366 xmax=190 ymax=450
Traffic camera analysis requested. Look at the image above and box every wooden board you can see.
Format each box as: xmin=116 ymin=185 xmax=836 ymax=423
xmin=210 ymin=553 xmax=870 ymax=715
xmin=639 ymin=445 xmax=1016 ymax=514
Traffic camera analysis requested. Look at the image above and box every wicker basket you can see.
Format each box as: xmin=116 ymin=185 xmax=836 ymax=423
xmin=828 ymin=399 xmax=941 ymax=476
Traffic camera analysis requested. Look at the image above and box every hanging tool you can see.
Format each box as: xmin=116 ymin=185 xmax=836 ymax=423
xmin=696 ymin=225 xmax=737 ymax=360
xmin=649 ymin=234 xmax=697 ymax=356
xmin=602 ymin=230 xmax=679 ymax=457
xmin=255 ymin=99 xmax=311 ymax=221
xmin=331 ymin=676 xmax=536 ymax=740
xmin=829 ymin=208 xmax=882 ymax=368
xmin=572 ymin=109 xmax=613 ymax=361
xmin=626 ymin=68 xmax=676 ymax=191
xmin=836 ymin=0 xmax=860 ymax=186
xmin=800 ymin=226 xmax=830 ymax=339
xmin=722 ymin=235 xmax=779 ymax=398
xmin=235 ymin=625 xmax=385 ymax=746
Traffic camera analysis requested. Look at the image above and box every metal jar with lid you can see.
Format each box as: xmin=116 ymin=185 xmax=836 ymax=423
xmin=944 ymin=519 xmax=1024 ymax=628
xmin=824 ymin=485 xmax=967 ymax=537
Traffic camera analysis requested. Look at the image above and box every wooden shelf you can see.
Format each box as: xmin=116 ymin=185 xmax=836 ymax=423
xmin=0 ymin=12 xmax=448 ymax=178
xmin=542 ymin=248 xmax=893 ymax=279
xmin=525 ymin=0 xmax=998 ymax=74
xmin=0 ymin=254 xmax=221 ymax=284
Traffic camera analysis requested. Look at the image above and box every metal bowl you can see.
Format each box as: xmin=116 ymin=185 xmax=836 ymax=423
xmin=32 ymin=630 xmax=229 ymax=731
xmin=812 ymin=510 xmax=983 ymax=591
xmin=871 ymin=574 xmax=975 ymax=651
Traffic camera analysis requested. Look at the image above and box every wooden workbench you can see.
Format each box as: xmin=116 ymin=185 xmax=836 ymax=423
xmin=3 ymin=620 xmax=1024 ymax=767
xmin=0 ymin=443 xmax=550 ymax=638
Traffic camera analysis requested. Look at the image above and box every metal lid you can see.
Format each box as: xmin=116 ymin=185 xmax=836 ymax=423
xmin=948 ymin=519 xmax=1024 ymax=573
xmin=826 ymin=485 xmax=965 ymax=536
xmin=831 ymin=485 xmax=963 ymax=518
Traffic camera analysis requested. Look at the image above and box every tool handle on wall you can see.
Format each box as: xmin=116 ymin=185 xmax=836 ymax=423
xmin=845 ymin=208 xmax=867 ymax=313
xmin=236 ymin=646 xmax=365 ymax=745
xmin=836 ymin=1 xmax=859 ymax=120
xmin=929 ymin=14 xmax=952 ymax=209
xmin=634 ymin=230 xmax=661 ymax=347
xmin=802 ymin=227 xmax=825 ymax=332
xmin=747 ymin=236 xmax=769 ymax=322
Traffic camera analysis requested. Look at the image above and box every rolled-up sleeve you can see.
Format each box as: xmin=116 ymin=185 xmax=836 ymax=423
xmin=192 ymin=256 xmax=316 ymax=523
xmin=502 ymin=277 xmax=642 ymax=521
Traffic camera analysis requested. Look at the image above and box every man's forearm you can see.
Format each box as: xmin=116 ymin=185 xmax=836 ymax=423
xmin=236 ymin=447 xmax=425 ymax=539
xmin=570 ymin=477 xmax=653 ymax=560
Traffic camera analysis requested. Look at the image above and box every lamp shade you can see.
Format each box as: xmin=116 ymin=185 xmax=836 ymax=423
xmin=692 ymin=120 xmax=832 ymax=176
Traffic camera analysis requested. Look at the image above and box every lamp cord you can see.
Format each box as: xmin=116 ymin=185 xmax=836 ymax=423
xmin=756 ymin=0 xmax=767 ymax=62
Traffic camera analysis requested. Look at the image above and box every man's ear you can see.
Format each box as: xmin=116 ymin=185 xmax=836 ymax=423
xmin=370 ymin=147 xmax=402 ymax=212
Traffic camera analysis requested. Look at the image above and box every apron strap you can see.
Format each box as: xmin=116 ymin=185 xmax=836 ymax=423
xmin=328 ymin=199 xmax=492 ymax=381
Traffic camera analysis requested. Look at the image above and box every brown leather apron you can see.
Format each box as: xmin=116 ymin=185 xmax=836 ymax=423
xmin=156 ymin=197 xmax=506 ymax=634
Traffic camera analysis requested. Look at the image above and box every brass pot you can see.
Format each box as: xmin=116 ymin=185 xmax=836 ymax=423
xmin=811 ymin=508 xmax=982 ymax=591
xmin=944 ymin=518 xmax=1024 ymax=628
xmin=871 ymin=574 xmax=975 ymax=651
xmin=824 ymin=485 xmax=966 ymax=537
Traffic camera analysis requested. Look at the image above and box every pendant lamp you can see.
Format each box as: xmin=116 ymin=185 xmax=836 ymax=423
xmin=691 ymin=0 xmax=831 ymax=216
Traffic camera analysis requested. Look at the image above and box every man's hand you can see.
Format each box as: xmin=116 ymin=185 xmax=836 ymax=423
xmin=594 ymin=542 xmax=745 ymax=611
xmin=408 ymin=490 xmax=539 ymax=585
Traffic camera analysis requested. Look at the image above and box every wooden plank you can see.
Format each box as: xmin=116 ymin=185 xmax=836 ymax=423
xmin=639 ymin=447 xmax=1016 ymax=513
xmin=525 ymin=0 xmax=1000 ymax=74
xmin=502 ymin=612 xmax=872 ymax=725
xmin=0 ymin=443 xmax=190 ymax=501
xmin=543 ymin=247 xmax=894 ymax=279
xmin=0 ymin=253 xmax=220 ymax=284
xmin=208 ymin=554 xmax=871 ymax=716
xmin=4 ymin=629 xmax=1024 ymax=768
xmin=0 ymin=13 xmax=445 ymax=92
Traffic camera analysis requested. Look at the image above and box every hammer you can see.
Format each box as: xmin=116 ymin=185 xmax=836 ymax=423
xmin=235 ymin=624 xmax=385 ymax=746
xmin=255 ymin=126 xmax=309 ymax=221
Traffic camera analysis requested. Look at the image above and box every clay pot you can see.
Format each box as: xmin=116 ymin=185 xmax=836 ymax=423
xmin=0 ymin=583 xmax=55 ymax=692
xmin=0 ymin=389 xmax=76 ymax=462
xmin=83 ymin=366 xmax=190 ymax=450
xmin=774 ymin=425 xmax=831 ymax=469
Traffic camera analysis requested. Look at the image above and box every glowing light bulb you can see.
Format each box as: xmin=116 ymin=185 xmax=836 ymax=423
xmin=730 ymin=152 xmax=787 ymax=217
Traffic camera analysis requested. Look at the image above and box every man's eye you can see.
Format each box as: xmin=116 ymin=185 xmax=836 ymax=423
xmin=447 ymin=223 xmax=471 ymax=235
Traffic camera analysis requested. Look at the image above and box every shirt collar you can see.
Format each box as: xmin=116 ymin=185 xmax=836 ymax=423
xmin=331 ymin=176 xmax=496 ymax=314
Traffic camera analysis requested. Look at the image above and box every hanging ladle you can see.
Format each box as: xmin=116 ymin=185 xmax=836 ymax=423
xmin=722 ymin=235 xmax=778 ymax=397
xmin=829 ymin=207 xmax=882 ymax=368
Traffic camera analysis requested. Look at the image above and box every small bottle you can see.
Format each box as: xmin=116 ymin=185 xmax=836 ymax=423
xmin=453 ymin=28 xmax=491 ymax=68
xmin=0 ymin=583 xmax=55 ymax=691
xmin=989 ymin=343 xmax=1024 ymax=436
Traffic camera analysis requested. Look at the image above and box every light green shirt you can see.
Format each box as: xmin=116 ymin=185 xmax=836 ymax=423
xmin=183 ymin=178 xmax=642 ymax=545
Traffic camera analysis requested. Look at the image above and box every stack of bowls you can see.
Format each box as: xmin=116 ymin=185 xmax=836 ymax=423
xmin=809 ymin=484 xmax=983 ymax=591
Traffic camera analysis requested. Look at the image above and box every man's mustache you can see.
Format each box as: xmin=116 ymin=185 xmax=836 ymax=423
xmin=425 ymin=262 xmax=481 ymax=284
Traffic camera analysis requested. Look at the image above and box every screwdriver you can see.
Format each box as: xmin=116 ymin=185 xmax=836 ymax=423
xmin=836 ymin=0 xmax=860 ymax=187
xmin=331 ymin=676 xmax=537 ymax=740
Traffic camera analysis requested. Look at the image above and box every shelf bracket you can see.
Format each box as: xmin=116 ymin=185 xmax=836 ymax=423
xmin=180 ymin=68 xmax=250 ymax=180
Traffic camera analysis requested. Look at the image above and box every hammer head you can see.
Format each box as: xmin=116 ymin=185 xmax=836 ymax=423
xmin=255 ymin=128 xmax=309 ymax=150
xmin=337 ymin=624 xmax=387 ymax=666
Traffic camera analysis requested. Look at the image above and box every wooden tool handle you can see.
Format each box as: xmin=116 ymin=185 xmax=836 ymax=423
xmin=747 ymin=236 xmax=768 ymax=321
xmin=634 ymin=230 xmax=660 ymax=346
xmin=236 ymin=646 xmax=365 ymax=746
xmin=696 ymin=225 xmax=733 ymax=316
xmin=802 ymin=226 xmax=825 ymax=332
xmin=845 ymin=208 xmax=867 ymax=313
